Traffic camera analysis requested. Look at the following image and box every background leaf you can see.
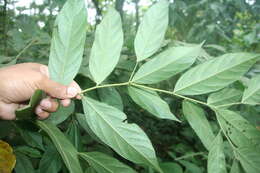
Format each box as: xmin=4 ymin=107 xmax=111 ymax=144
xmin=242 ymin=74 xmax=260 ymax=105
xmin=37 ymin=121 xmax=83 ymax=173
xmin=79 ymin=152 xmax=137 ymax=173
xmin=98 ymin=87 xmax=123 ymax=111
xmin=128 ymin=86 xmax=179 ymax=121
xmin=174 ymin=53 xmax=259 ymax=95
xmin=182 ymin=101 xmax=215 ymax=150
xmin=134 ymin=0 xmax=169 ymax=61
xmin=48 ymin=0 xmax=87 ymax=85
xmin=89 ymin=8 xmax=123 ymax=84
xmin=14 ymin=152 xmax=34 ymax=173
xmin=82 ymin=97 xmax=162 ymax=173
xmin=39 ymin=146 xmax=62 ymax=173
xmin=44 ymin=101 xmax=75 ymax=125
xmin=132 ymin=45 xmax=201 ymax=84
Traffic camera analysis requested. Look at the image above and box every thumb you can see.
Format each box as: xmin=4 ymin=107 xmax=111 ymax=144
xmin=39 ymin=77 xmax=80 ymax=99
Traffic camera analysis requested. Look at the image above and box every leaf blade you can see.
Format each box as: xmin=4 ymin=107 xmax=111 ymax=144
xmin=182 ymin=101 xmax=215 ymax=150
xmin=48 ymin=0 xmax=87 ymax=85
xmin=89 ymin=8 xmax=123 ymax=84
xmin=174 ymin=53 xmax=259 ymax=95
xmin=37 ymin=121 xmax=83 ymax=173
xmin=134 ymin=0 xmax=169 ymax=61
xmin=82 ymin=97 xmax=162 ymax=173
xmin=128 ymin=86 xmax=180 ymax=121
xmin=79 ymin=152 xmax=137 ymax=173
xmin=242 ymin=74 xmax=260 ymax=105
xmin=132 ymin=46 xmax=201 ymax=84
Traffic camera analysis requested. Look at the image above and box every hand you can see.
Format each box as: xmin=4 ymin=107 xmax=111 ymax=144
xmin=0 ymin=63 xmax=81 ymax=120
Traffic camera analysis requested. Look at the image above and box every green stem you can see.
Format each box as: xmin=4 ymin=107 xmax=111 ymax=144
xmin=15 ymin=39 xmax=37 ymax=60
xmin=80 ymin=82 xmax=129 ymax=94
xmin=80 ymin=82 xmax=210 ymax=107
xmin=131 ymin=83 xmax=209 ymax=106
xmin=216 ymin=102 xmax=243 ymax=108
xmin=128 ymin=63 xmax=138 ymax=82
xmin=175 ymin=152 xmax=206 ymax=161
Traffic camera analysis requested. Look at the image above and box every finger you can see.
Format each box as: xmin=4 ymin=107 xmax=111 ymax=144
xmin=69 ymin=81 xmax=82 ymax=99
xmin=39 ymin=98 xmax=59 ymax=112
xmin=61 ymin=99 xmax=71 ymax=107
xmin=39 ymin=65 xmax=49 ymax=77
xmin=40 ymin=77 xmax=78 ymax=99
xmin=35 ymin=107 xmax=50 ymax=120
xmin=0 ymin=101 xmax=19 ymax=120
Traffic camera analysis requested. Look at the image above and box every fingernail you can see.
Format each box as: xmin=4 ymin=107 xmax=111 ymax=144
xmin=41 ymin=100 xmax=51 ymax=109
xmin=67 ymin=87 xmax=78 ymax=97
xmin=36 ymin=107 xmax=43 ymax=114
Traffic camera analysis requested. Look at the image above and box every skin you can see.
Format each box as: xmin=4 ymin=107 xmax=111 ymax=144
xmin=0 ymin=63 xmax=81 ymax=120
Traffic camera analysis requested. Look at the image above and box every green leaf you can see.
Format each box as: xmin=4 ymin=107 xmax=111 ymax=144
xmin=160 ymin=162 xmax=183 ymax=173
xmin=79 ymin=152 xmax=137 ymax=173
xmin=178 ymin=160 xmax=203 ymax=173
xmin=15 ymin=146 xmax=41 ymax=158
xmin=98 ymin=87 xmax=123 ymax=111
xmin=48 ymin=0 xmax=87 ymax=85
xmin=66 ymin=120 xmax=81 ymax=150
xmin=207 ymin=133 xmax=227 ymax=173
xmin=134 ymin=0 xmax=169 ymax=61
xmin=207 ymin=88 xmax=242 ymax=107
xmin=132 ymin=45 xmax=201 ymax=84
xmin=14 ymin=152 xmax=34 ymax=173
xmin=89 ymin=8 xmax=123 ymax=84
xmin=182 ymin=101 xmax=215 ymax=150
xmin=39 ymin=147 xmax=62 ymax=173
xmin=37 ymin=121 xmax=83 ymax=173
xmin=174 ymin=53 xmax=259 ymax=95
xmin=235 ymin=146 xmax=260 ymax=173
xmin=44 ymin=101 xmax=75 ymax=125
xmin=128 ymin=86 xmax=180 ymax=121
xmin=15 ymin=90 xmax=45 ymax=120
xmin=242 ymin=75 xmax=260 ymax=105
xmin=230 ymin=160 xmax=244 ymax=173
xmin=216 ymin=109 xmax=260 ymax=148
xmin=82 ymin=97 xmax=162 ymax=173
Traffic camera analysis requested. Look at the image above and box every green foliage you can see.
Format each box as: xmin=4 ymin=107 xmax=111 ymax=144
xmin=1 ymin=0 xmax=260 ymax=173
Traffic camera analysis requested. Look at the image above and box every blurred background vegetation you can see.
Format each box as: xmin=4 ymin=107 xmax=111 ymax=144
xmin=0 ymin=0 xmax=260 ymax=172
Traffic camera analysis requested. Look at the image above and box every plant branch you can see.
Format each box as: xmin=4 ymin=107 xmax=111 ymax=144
xmin=216 ymin=102 xmax=243 ymax=108
xmin=80 ymin=82 xmax=129 ymax=94
xmin=131 ymin=83 xmax=209 ymax=106
xmin=15 ymin=39 xmax=37 ymax=60
xmin=175 ymin=152 xmax=206 ymax=161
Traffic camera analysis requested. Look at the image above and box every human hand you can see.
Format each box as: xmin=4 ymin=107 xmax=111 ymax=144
xmin=0 ymin=63 xmax=81 ymax=120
